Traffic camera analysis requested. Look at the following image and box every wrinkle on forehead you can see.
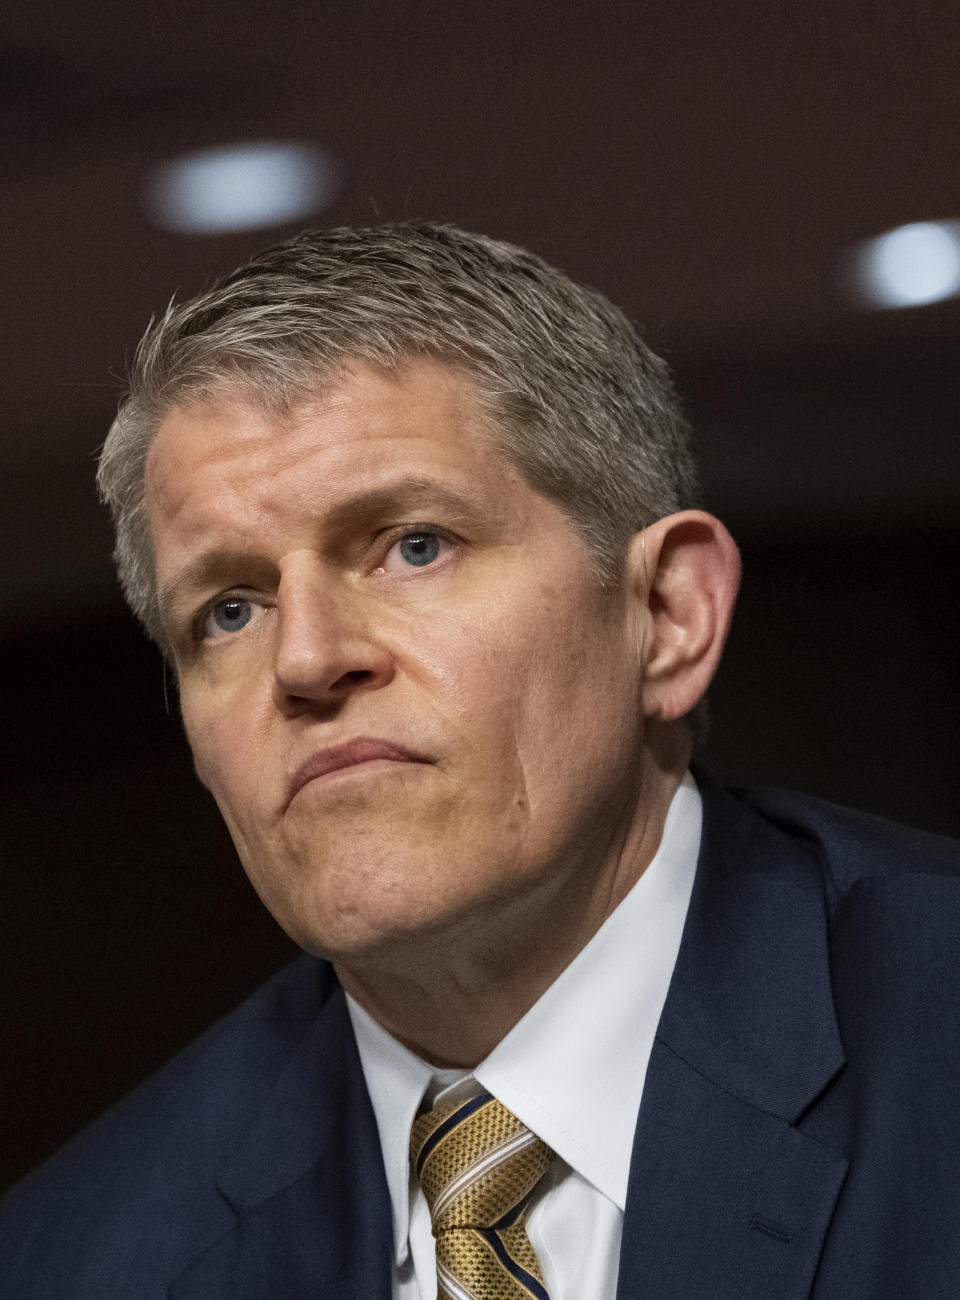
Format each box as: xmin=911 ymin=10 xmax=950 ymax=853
xmin=146 ymin=358 xmax=503 ymax=518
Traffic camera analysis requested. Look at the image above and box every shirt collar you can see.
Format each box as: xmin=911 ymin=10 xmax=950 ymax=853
xmin=476 ymin=772 xmax=701 ymax=1208
xmin=345 ymin=997 xmax=452 ymax=1267
xmin=347 ymin=771 xmax=701 ymax=1264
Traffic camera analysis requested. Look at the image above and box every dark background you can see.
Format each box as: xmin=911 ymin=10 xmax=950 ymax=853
xmin=2 ymin=1 xmax=958 ymax=1190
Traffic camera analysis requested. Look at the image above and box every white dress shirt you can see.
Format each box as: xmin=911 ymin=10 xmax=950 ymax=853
xmin=347 ymin=772 xmax=702 ymax=1299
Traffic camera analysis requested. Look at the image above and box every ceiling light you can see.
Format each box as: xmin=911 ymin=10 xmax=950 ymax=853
xmin=143 ymin=142 xmax=340 ymax=236
xmin=852 ymin=220 xmax=960 ymax=309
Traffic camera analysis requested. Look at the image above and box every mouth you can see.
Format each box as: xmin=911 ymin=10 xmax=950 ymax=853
xmin=288 ymin=737 xmax=426 ymax=803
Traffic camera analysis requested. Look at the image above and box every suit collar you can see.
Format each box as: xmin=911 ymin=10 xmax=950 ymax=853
xmin=617 ymin=774 xmax=848 ymax=1298
xmin=171 ymin=972 xmax=393 ymax=1298
xmin=657 ymin=771 xmax=846 ymax=1121
xmin=213 ymin=977 xmax=360 ymax=1216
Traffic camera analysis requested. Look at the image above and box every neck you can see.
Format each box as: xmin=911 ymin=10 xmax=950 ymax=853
xmin=336 ymin=730 xmax=688 ymax=1067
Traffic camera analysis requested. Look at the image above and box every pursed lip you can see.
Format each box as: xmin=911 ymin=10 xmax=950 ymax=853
xmin=288 ymin=737 xmax=426 ymax=803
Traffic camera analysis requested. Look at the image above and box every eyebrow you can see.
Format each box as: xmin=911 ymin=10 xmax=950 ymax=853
xmin=157 ymin=549 xmax=278 ymax=643
xmin=324 ymin=477 xmax=494 ymax=534
xmin=156 ymin=475 xmax=500 ymax=638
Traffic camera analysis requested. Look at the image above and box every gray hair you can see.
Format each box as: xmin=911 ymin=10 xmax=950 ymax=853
xmin=97 ymin=222 xmax=700 ymax=650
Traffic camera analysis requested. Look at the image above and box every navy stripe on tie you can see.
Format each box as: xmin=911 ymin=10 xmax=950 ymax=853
xmin=492 ymin=1194 xmax=531 ymax=1230
xmin=415 ymin=1089 xmax=493 ymax=1176
xmin=484 ymin=1229 xmax=550 ymax=1300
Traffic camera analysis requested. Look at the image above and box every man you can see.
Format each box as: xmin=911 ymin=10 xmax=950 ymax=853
xmin=2 ymin=223 xmax=958 ymax=1298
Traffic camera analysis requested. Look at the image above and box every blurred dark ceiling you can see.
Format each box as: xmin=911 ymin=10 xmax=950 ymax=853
xmin=2 ymin=0 xmax=959 ymax=634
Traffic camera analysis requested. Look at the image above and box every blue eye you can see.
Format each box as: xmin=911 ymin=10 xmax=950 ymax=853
xmin=207 ymin=596 xmax=253 ymax=637
xmin=398 ymin=533 xmax=441 ymax=567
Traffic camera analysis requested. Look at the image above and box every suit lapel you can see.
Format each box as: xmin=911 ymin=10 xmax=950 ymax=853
xmin=618 ymin=777 xmax=849 ymax=1299
xmin=170 ymin=982 xmax=392 ymax=1300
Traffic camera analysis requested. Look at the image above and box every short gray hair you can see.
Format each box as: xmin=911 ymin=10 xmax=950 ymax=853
xmin=97 ymin=222 xmax=700 ymax=649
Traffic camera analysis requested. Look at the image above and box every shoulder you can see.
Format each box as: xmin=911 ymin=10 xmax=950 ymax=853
xmin=724 ymin=780 xmax=960 ymax=898
xmin=0 ymin=955 xmax=342 ymax=1298
xmin=695 ymin=774 xmax=960 ymax=1030
xmin=712 ymin=779 xmax=960 ymax=1054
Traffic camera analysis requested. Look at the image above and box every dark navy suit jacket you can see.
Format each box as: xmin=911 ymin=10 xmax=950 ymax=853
xmin=3 ymin=778 xmax=960 ymax=1298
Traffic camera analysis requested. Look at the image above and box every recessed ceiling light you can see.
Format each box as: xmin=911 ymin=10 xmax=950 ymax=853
xmin=851 ymin=220 xmax=960 ymax=309
xmin=143 ymin=141 xmax=340 ymax=236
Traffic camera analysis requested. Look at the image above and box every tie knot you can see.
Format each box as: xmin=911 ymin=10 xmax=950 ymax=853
xmin=410 ymin=1089 xmax=553 ymax=1233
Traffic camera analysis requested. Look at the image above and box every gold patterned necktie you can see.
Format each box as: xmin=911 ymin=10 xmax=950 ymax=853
xmin=410 ymin=1087 xmax=554 ymax=1300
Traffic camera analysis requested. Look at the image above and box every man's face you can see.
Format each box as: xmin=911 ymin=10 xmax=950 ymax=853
xmin=147 ymin=360 xmax=649 ymax=963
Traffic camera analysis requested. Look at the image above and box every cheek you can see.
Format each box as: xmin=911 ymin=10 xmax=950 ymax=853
xmin=424 ymin=585 xmax=638 ymax=788
xmin=415 ymin=612 xmax=540 ymax=740
xmin=525 ymin=636 xmax=639 ymax=779
xmin=180 ymin=688 xmax=253 ymax=806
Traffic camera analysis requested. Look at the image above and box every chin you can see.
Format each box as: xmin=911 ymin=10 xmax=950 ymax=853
xmin=263 ymin=858 xmax=473 ymax=965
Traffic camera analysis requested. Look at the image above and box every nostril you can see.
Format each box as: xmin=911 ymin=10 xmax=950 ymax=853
xmin=338 ymin=669 xmax=374 ymax=687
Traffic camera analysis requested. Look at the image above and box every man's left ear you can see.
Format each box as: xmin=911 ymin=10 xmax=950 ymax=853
xmin=627 ymin=510 xmax=741 ymax=722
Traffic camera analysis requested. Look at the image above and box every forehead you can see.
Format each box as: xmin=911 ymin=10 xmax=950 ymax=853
xmin=151 ymin=355 xmax=491 ymax=468
xmin=146 ymin=359 xmax=522 ymax=527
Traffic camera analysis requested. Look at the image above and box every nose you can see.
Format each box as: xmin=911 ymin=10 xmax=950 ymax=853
xmin=271 ymin=571 xmax=394 ymax=716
